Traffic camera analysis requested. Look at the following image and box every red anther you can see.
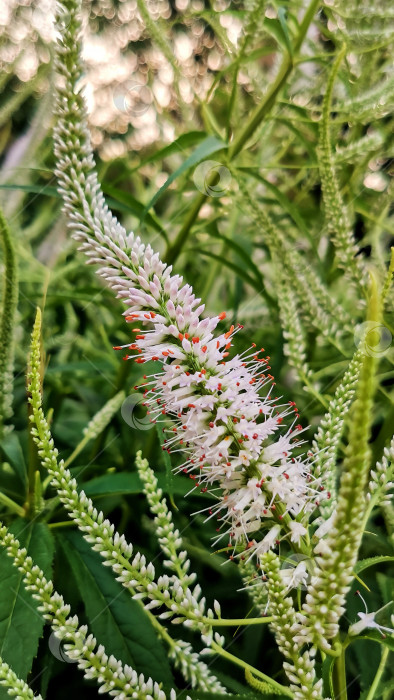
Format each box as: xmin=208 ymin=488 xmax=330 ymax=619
xmin=162 ymin=351 xmax=169 ymax=356
xmin=275 ymin=539 xmax=280 ymax=545
xmin=125 ymin=315 xmax=136 ymax=321
xmin=183 ymin=468 xmax=188 ymax=473
xmin=161 ymin=410 xmax=166 ymax=415
xmin=178 ymin=333 xmax=184 ymax=341
xmin=226 ymin=462 xmax=231 ymax=467
xmin=225 ymin=342 xmax=231 ymax=350
xmin=279 ymin=515 xmax=283 ymax=520
xmin=249 ymin=379 xmax=255 ymax=385
xmin=182 ymin=425 xmax=187 ymax=430
xmin=236 ymin=382 xmax=240 ymax=386
xmin=135 ymin=358 xmax=145 ymax=363
xmin=150 ymin=312 xmax=156 ymax=318
xmin=132 ymin=328 xmax=141 ymax=332
xmin=218 ymin=312 xmax=226 ymax=320
xmin=224 ymin=325 xmax=235 ymax=339
xmin=175 ymin=365 xmax=180 ymax=369
xmin=162 ymin=381 xmax=166 ymax=385
xmin=216 ymin=341 xmax=220 ymax=349
xmin=327 ymin=492 xmax=331 ymax=499
xmin=209 ymin=422 xmax=214 ymax=428
xmin=192 ymin=337 xmax=200 ymax=344
xmin=217 ymin=383 xmax=222 ymax=391
xmin=263 ymin=509 xmax=268 ymax=514
xmin=223 ymin=352 xmax=229 ymax=357
xmin=113 ymin=346 xmax=122 ymax=350
xmin=202 ymin=345 xmax=207 ymax=353
xmin=135 ymin=335 xmax=145 ymax=340
xmin=247 ymin=542 xmax=254 ymax=549
xmin=201 ymin=368 xmax=206 ymax=374
xmin=233 ymin=418 xmax=238 ymax=424
xmin=123 ymin=355 xmax=129 ymax=361
xmin=277 ymin=417 xmax=283 ymax=424
xmin=238 ymin=324 xmax=244 ymax=329
xmin=188 ymin=403 xmax=196 ymax=408
xmin=284 ymin=473 xmax=289 ymax=480
xmin=152 ymin=356 xmax=159 ymax=361
xmin=252 ymin=433 xmax=258 ymax=440
xmin=144 ymin=314 xmax=150 ymax=319
xmin=296 ymin=424 xmax=303 ymax=431
xmin=185 ymin=371 xmax=190 ymax=376
xmin=184 ymin=333 xmax=189 ymax=339
xmin=271 ymin=505 xmax=276 ymax=510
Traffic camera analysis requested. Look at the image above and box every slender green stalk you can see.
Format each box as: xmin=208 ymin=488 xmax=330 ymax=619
xmin=0 ymin=492 xmax=25 ymax=517
xmin=210 ymin=640 xmax=293 ymax=698
xmin=365 ymin=647 xmax=389 ymax=700
xmin=0 ymin=206 xmax=18 ymax=435
xmin=299 ymin=275 xmax=382 ymax=651
xmin=332 ymin=644 xmax=347 ymax=700
xmin=165 ymin=0 xmax=321 ymax=264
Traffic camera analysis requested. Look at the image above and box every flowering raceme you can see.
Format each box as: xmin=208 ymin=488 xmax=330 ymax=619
xmin=54 ymin=0 xmax=327 ymax=562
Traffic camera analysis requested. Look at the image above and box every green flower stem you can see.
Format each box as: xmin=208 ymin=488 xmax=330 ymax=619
xmin=0 ymin=492 xmax=25 ymax=517
xmin=365 ymin=647 xmax=389 ymax=700
xmin=229 ymin=0 xmax=320 ymax=159
xmin=165 ymin=0 xmax=321 ymax=264
xmin=0 ymin=206 xmax=18 ymax=436
xmin=299 ymin=275 xmax=382 ymax=651
xmin=203 ymin=616 xmax=274 ymax=627
xmin=210 ymin=641 xmax=293 ymax=698
xmin=332 ymin=644 xmax=347 ymax=700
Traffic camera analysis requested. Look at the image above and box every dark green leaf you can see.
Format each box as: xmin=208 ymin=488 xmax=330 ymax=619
xmin=58 ymin=531 xmax=173 ymax=684
xmin=0 ymin=432 xmax=27 ymax=490
xmin=0 ymin=519 xmax=54 ymax=697
xmin=142 ymin=136 xmax=226 ymax=218
xmin=82 ymin=471 xmax=198 ymax=498
xmin=354 ymin=556 xmax=394 ymax=575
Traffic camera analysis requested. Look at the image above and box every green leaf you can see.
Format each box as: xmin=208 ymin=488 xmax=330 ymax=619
xmin=102 ymin=186 xmax=168 ymax=241
xmin=188 ymin=248 xmax=270 ymax=299
xmin=354 ymin=556 xmax=394 ymax=575
xmin=82 ymin=471 xmax=199 ymax=498
xmin=58 ymin=530 xmax=173 ymax=684
xmin=264 ymin=17 xmax=292 ymax=56
xmin=0 ymin=518 xmax=54 ymax=696
xmin=0 ymin=432 xmax=27 ymax=489
xmin=277 ymin=8 xmax=293 ymax=57
xmin=136 ymin=131 xmax=208 ymax=167
xmin=142 ymin=135 xmax=226 ymax=218
xmin=356 ymin=633 xmax=394 ymax=652
xmin=239 ymin=168 xmax=312 ymax=240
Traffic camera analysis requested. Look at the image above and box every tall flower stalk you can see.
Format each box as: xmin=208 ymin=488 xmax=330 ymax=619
xmin=53 ymin=0 xmax=326 ymax=560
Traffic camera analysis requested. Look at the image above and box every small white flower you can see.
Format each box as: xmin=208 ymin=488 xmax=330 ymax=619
xmin=288 ymin=521 xmax=307 ymax=543
xmin=349 ymin=593 xmax=394 ymax=637
xmin=280 ymin=560 xmax=308 ymax=590
xmin=349 ymin=611 xmax=394 ymax=637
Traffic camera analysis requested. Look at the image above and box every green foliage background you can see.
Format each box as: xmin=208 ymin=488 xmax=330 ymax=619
xmin=0 ymin=0 xmax=393 ymax=697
